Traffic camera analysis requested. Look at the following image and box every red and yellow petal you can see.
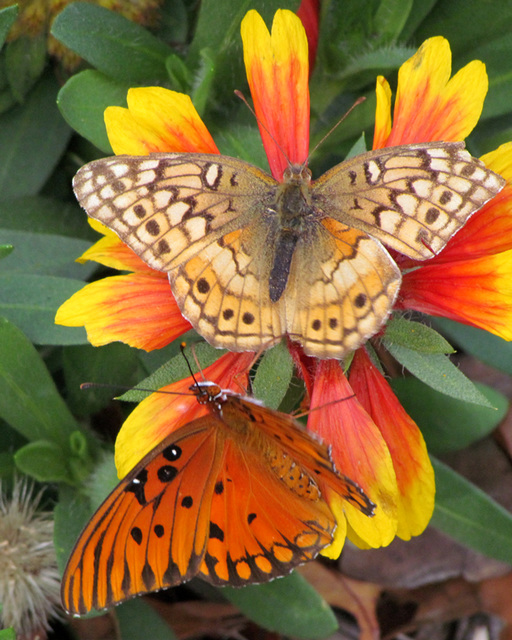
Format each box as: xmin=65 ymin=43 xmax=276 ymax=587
xmin=241 ymin=9 xmax=310 ymax=180
xmin=78 ymin=221 xmax=154 ymax=273
xmin=399 ymin=249 xmax=512 ymax=340
xmin=55 ymin=273 xmax=191 ymax=350
xmin=373 ymin=76 xmax=393 ymax=150
xmin=297 ymin=0 xmax=320 ymax=74
xmin=308 ymin=360 xmax=399 ymax=548
xmin=374 ymin=37 xmax=488 ymax=148
xmin=115 ymin=352 xmax=254 ymax=477
xmin=105 ymin=87 xmax=219 ymax=156
xmin=349 ymin=348 xmax=435 ymax=539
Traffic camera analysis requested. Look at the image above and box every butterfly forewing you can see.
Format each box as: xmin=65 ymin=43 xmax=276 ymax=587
xmin=314 ymin=142 xmax=506 ymax=260
xmin=199 ymin=439 xmax=335 ymax=586
xmin=61 ymin=420 xmax=222 ymax=615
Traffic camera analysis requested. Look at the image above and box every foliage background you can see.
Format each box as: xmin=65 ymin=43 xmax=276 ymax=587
xmin=1 ymin=0 xmax=512 ymax=638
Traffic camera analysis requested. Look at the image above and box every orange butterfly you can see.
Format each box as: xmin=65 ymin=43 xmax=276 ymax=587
xmin=61 ymin=380 xmax=374 ymax=615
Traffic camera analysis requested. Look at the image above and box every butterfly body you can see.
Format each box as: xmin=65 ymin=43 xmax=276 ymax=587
xmin=61 ymin=381 xmax=374 ymax=615
xmin=74 ymin=142 xmax=505 ymax=358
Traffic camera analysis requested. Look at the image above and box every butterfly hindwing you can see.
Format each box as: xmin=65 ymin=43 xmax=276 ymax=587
xmin=61 ymin=419 xmax=223 ymax=615
xmin=199 ymin=438 xmax=335 ymax=586
xmin=225 ymin=394 xmax=375 ymax=516
xmin=314 ymin=142 xmax=506 ymax=260
xmin=286 ymin=218 xmax=401 ymax=359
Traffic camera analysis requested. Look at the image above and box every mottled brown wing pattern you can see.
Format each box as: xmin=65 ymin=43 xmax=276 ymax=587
xmin=73 ymin=142 xmax=505 ymax=359
xmin=285 ymin=218 xmax=401 ymax=359
xmin=73 ymin=153 xmax=276 ymax=273
xmin=314 ymin=142 xmax=506 ymax=260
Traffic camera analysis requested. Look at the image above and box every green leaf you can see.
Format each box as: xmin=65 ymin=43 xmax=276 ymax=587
xmin=432 ymin=457 xmax=512 ymax=564
xmin=0 ymin=230 xmax=94 ymax=277
xmin=191 ymin=48 xmax=217 ymax=116
xmin=434 ymin=318 xmax=512 ymax=377
xmin=222 ymin=572 xmax=337 ymax=639
xmin=0 ymin=627 xmax=16 ymax=640
xmin=54 ymin=485 xmax=94 ymax=573
xmin=63 ymin=343 xmax=141 ymax=417
xmin=383 ymin=339 xmax=491 ymax=407
xmin=5 ymin=33 xmax=46 ymax=101
xmin=0 ymin=317 xmax=77 ymax=443
xmin=253 ymin=343 xmax=293 ymax=410
xmin=0 ymin=274 xmax=89 ymax=346
xmin=117 ymin=599 xmax=177 ymax=640
xmin=391 ymin=377 xmax=508 ymax=454
xmin=51 ymin=2 xmax=172 ymax=83
xmin=385 ymin=317 xmax=455 ymax=354
xmin=0 ymin=5 xmax=18 ymax=51
xmin=0 ymin=196 xmax=94 ymax=239
xmin=119 ymin=342 xmax=225 ymax=402
xmin=461 ymin=35 xmax=512 ymax=120
xmin=0 ymin=244 xmax=13 ymax=259
xmin=15 ymin=439 xmax=72 ymax=484
xmin=57 ymin=70 xmax=131 ymax=153
xmin=0 ymin=72 xmax=71 ymax=199
xmin=374 ymin=0 xmax=414 ymax=44
xmin=413 ymin=0 xmax=512 ymax=60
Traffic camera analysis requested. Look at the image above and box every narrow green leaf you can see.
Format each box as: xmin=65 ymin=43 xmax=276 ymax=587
xmin=253 ymin=342 xmax=293 ymax=410
xmin=51 ymin=2 xmax=172 ymax=83
xmin=222 ymin=573 xmax=337 ymax=639
xmin=15 ymin=440 xmax=72 ymax=484
xmin=0 ymin=230 xmax=94 ymax=277
xmin=385 ymin=317 xmax=455 ymax=354
xmin=0 ymin=72 xmax=71 ymax=199
xmin=57 ymin=70 xmax=131 ymax=153
xmin=0 ymin=196 xmax=95 ymax=239
xmin=0 ymin=318 xmax=77 ymax=443
xmin=413 ymin=0 xmax=512 ymax=60
xmin=434 ymin=318 xmax=512 ymax=377
xmin=63 ymin=343 xmax=141 ymax=417
xmin=432 ymin=457 xmax=512 ymax=564
xmin=383 ymin=340 xmax=491 ymax=407
xmin=374 ymin=0 xmax=414 ymax=43
xmin=191 ymin=48 xmax=217 ymax=117
xmin=119 ymin=342 xmax=225 ymax=402
xmin=5 ymin=33 xmax=47 ymax=101
xmin=0 ymin=274 xmax=89 ymax=346
xmin=117 ymin=599 xmax=177 ymax=640
xmin=54 ymin=485 xmax=94 ymax=573
xmin=391 ymin=377 xmax=508 ymax=454
xmin=0 ymin=5 xmax=18 ymax=50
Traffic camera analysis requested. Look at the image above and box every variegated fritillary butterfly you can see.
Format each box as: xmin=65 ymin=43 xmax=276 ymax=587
xmin=73 ymin=142 xmax=505 ymax=359
xmin=61 ymin=380 xmax=374 ymax=615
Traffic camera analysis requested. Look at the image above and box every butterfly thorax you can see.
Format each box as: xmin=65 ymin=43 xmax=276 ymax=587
xmin=268 ymin=164 xmax=320 ymax=302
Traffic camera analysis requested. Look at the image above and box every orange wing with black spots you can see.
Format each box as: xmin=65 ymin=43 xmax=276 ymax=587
xmin=61 ymin=382 xmax=374 ymax=615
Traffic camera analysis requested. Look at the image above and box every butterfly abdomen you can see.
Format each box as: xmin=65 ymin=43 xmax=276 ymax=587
xmin=268 ymin=449 xmax=322 ymax=500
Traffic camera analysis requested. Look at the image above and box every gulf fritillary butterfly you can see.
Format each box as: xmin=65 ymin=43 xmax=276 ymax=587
xmin=61 ymin=380 xmax=374 ymax=615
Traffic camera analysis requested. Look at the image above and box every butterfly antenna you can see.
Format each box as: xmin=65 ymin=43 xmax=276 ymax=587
xmin=303 ymin=96 xmax=366 ymax=169
xmin=294 ymin=393 xmax=356 ymax=419
xmin=234 ymin=89 xmax=292 ymax=168
xmin=180 ymin=342 xmax=202 ymax=384
xmin=80 ymin=382 xmax=191 ymax=397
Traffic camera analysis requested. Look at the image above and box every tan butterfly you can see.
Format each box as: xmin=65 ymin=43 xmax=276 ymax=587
xmin=73 ymin=142 xmax=505 ymax=358
xmin=61 ymin=380 xmax=374 ymax=615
